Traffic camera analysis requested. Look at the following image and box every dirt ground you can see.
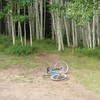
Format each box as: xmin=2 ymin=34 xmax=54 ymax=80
xmin=0 ymin=53 xmax=100 ymax=100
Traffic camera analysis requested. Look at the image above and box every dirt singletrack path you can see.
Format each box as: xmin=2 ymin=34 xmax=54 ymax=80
xmin=0 ymin=53 xmax=100 ymax=100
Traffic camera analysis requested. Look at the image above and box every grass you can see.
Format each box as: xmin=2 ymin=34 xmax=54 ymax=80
xmin=59 ymin=49 xmax=100 ymax=94
xmin=0 ymin=54 xmax=43 ymax=69
xmin=0 ymin=35 xmax=57 ymax=55
xmin=72 ymin=70 xmax=100 ymax=94
xmin=75 ymin=48 xmax=100 ymax=59
xmin=0 ymin=35 xmax=100 ymax=94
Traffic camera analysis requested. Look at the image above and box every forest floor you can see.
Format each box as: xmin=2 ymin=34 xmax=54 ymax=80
xmin=0 ymin=53 xmax=100 ymax=100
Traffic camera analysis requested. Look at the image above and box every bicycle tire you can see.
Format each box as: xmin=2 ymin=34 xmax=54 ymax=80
xmin=54 ymin=61 xmax=69 ymax=74
xmin=51 ymin=74 xmax=67 ymax=81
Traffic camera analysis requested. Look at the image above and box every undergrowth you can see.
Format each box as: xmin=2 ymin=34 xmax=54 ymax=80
xmin=75 ymin=48 xmax=100 ymax=59
xmin=0 ymin=34 xmax=100 ymax=58
xmin=6 ymin=45 xmax=37 ymax=56
xmin=0 ymin=35 xmax=57 ymax=55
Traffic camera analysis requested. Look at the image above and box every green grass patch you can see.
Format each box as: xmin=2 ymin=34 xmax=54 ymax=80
xmin=0 ymin=35 xmax=57 ymax=55
xmin=59 ymin=48 xmax=100 ymax=70
xmin=75 ymin=48 xmax=100 ymax=59
xmin=0 ymin=55 xmax=42 ymax=69
xmin=32 ymin=39 xmax=57 ymax=52
xmin=0 ymin=35 xmax=12 ymax=52
xmin=62 ymin=55 xmax=100 ymax=70
xmin=72 ymin=70 xmax=100 ymax=94
xmin=6 ymin=45 xmax=37 ymax=56
xmin=60 ymin=50 xmax=100 ymax=94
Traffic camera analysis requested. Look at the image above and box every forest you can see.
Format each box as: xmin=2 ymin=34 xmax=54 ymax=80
xmin=0 ymin=0 xmax=100 ymax=51
xmin=0 ymin=0 xmax=100 ymax=99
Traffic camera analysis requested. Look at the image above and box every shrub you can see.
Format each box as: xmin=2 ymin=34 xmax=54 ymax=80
xmin=75 ymin=48 xmax=100 ymax=58
xmin=6 ymin=45 xmax=37 ymax=56
xmin=32 ymin=39 xmax=57 ymax=51
xmin=0 ymin=35 xmax=12 ymax=52
xmin=0 ymin=35 xmax=12 ymax=47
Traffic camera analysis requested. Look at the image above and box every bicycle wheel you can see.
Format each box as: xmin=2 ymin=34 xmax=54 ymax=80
xmin=51 ymin=74 xmax=67 ymax=81
xmin=54 ymin=61 xmax=69 ymax=74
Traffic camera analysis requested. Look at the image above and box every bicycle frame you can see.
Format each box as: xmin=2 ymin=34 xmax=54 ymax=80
xmin=46 ymin=68 xmax=67 ymax=81
xmin=48 ymin=69 xmax=60 ymax=76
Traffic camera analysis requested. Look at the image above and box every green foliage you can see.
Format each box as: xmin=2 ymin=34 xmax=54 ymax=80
xmin=0 ymin=35 xmax=12 ymax=51
xmin=75 ymin=48 xmax=100 ymax=58
xmin=0 ymin=35 xmax=57 ymax=55
xmin=0 ymin=12 xmax=5 ymax=19
xmin=6 ymin=45 xmax=37 ymax=56
xmin=6 ymin=39 xmax=57 ymax=56
xmin=17 ymin=0 xmax=33 ymax=7
xmin=5 ymin=0 xmax=32 ymax=8
xmin=32 ymin=39 xmax=57 ymax=52
xmin=48 ymin=3 xmax=66 ymax=18
xmin=13 ymin=15 xmax=31 ymax=22
xmin=1 ymin=0 xmax=33 ymax=21
xmin=48 ymin=3 xmax=64 ymax=10
xmin=49 ymin=0 xmax=99 ymax=26
xmin=66 ymin=1 xmax=93 ymax=25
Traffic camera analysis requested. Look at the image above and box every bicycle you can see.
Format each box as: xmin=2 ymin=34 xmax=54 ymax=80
xmin=46 ymin=61 xmax=69 ymax=81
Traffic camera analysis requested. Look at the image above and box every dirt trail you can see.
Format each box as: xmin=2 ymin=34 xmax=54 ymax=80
xmin=0 ymin=53 xmax=100 ymax=100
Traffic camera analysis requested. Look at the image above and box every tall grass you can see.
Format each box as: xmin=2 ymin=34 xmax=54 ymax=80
xmin=0 ymin=34 xmax=100 ymax=57
xmin=75 ymin=48 xmax=100 ymax=58
xmin=0 ymin=35 xmax=12 ymax=51
xmin=0 ymin=35 xmax=57 ymax=55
